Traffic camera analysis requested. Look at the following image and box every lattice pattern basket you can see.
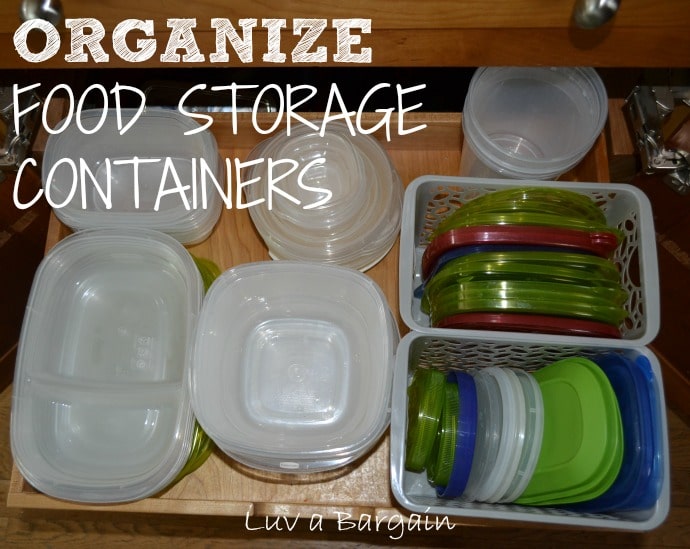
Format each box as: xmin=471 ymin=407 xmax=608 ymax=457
xmin=399 ymin=176 xmax=660 ymax=347
xmin=389 ymin=332 xmax=670 ymax=531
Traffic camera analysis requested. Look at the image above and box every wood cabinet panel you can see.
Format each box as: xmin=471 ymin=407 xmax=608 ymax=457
xmin=1 ymin=0 xmax=688 ymax=67
xmin=0 ymin=0 xmax=686 ymax=31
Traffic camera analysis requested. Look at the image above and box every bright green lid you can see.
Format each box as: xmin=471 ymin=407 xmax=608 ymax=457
xmin=426 ymin=380 xmax=460 ymax=488
xmin=432 ymin=187 xmax=619 ymax=240
xmin=516 ymin=357 xmax=624 ymax=505
xmin=405 ymin=368 xmax=446 ymax=472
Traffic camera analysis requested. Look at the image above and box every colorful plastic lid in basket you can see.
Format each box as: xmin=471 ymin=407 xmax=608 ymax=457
xmin=516 ymin=358 xmax=624 ymax=506
xmin=567 ymin=353 xmax=663 ymax=513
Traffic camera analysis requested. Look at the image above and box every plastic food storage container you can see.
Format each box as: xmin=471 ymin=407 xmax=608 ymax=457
xmin=390 ymin=331 xmax=670 ymax=531
xmin=459 ymin=67 xmax=608 ymax=180
xmin=243 ymin=121 xmax=404 ymax=271
xmin=11 ymin=228 xmax=203 ymax=503
xmin=41 ymin=108 xmax=223 ymax=245
xmin=190 ymin=261 xmax=399 ymax=473
xmin=399 ymin=176 xmax=660 ymax=347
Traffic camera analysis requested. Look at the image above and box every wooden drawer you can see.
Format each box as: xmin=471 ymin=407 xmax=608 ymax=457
xmin=1 ymin=0 xmax=689 ymax=67
xmin=6 ymin=111 xmax=610 ymax=520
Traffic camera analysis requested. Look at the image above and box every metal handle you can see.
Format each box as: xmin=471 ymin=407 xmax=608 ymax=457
xmin=572 ymin=0 xmax=620 ymax=29
xmin=19 ymin=0 xmax=64 ymax=27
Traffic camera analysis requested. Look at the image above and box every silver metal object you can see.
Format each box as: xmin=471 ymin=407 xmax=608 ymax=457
xmin=19 ymin=0 xmax=64 ymax=27
xmin=625 ymin=85 xmax=690 ymax=194
xmin=572 ymin=0 xmax=621 ymax=29
xmin=0 ymin=87 xmax=42 ymax=173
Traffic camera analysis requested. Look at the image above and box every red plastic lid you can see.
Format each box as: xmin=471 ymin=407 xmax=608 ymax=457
xmin=435 ymin=312 xmax=622 ymax=338
xmin=422 ymin=225 xmax=620 ymax=281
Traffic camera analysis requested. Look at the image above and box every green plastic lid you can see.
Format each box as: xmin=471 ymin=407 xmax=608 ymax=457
xmin=192 ymin=255 xmax=222 ymax=292
xmin=516 ymin=357 xmax=624 ymax=505
xmin=432 ymin=187 xmax=615 ymax=239
xmin=426 ymin=379 xmax=460 ymax=488
xmin=426 ymin=280 xmax=628 ymax=327
xmin=405 ymin=368 xmax=446 ymax=472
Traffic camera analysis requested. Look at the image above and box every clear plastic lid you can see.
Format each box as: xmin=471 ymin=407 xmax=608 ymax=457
xmin=462 ymin=369 xmax=502 ymax=501
xmin=500 ymin=368 xmax=544 ymax=503
xmin=485 ymin=367 xmax=528 ymax=503
xmin=474 ymin=367 xmax=522 ymax=503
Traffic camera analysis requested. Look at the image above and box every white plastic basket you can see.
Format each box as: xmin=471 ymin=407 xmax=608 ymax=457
xmin=390 ymin=331 xmax=670 ymax=531
xmin=399 ymin=176 xmax=660 ymax=347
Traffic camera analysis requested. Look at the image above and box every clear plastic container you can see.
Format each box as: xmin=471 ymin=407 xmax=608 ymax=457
xmin=244 ymin=121 xmax=403 ymax=271
xmin=42 ymin=108 xmax=223 ymax=245
xmin=190 ymin=261 xmax=399 ymax=473
xmin=11 ymin=228 xmax=203 ymax=503
xmin=459 ymin=67 xmax=608 ymax=180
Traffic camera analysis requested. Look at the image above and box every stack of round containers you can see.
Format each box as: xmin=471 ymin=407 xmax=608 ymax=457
xmin=243 ymin=121 xmax=404 ymax=271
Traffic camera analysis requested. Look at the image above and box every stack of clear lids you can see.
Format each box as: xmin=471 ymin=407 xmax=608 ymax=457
xmin=42 ymin=108 xmax=223 ymax=245
xmin=243 ymin=121 xmax=403 ymax=271
xmin=417 ymin=187 xmax=628 ymax=337
xmin=405 ymin=355 xmax=664 ymax=509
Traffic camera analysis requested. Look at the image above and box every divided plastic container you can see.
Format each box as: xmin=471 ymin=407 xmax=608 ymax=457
xmin=400 ymin=176 xmax=660 ymax=347
xmin=11 ymin=229 xmax=203 ymax=503
xmin=390 ymin=332 xmax=670 ymax=531
xmin=41 ymin=108 xmax=223 ymax=245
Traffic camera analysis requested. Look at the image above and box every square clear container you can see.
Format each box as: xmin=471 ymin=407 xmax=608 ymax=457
xmin=190 ymin=261 xmax=399 ymax=473
xmin=11 ymin=228 xmax=203 ymax=503
xmin=399 ymin=176 xmax=660 ymax=347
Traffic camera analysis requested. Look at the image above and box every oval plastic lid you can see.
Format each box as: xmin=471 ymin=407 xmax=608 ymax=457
xmin=436 ymin=312 xmax=622 ymax=339
xmin=10 ymin=228 xmax=203 ymax=503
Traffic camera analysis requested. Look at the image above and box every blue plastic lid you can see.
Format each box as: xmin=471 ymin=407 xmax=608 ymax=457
xmin=437 ymin=371 xmax=478 ymax=499
xmin=567 ymin=353 xmax=662 ymax=513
